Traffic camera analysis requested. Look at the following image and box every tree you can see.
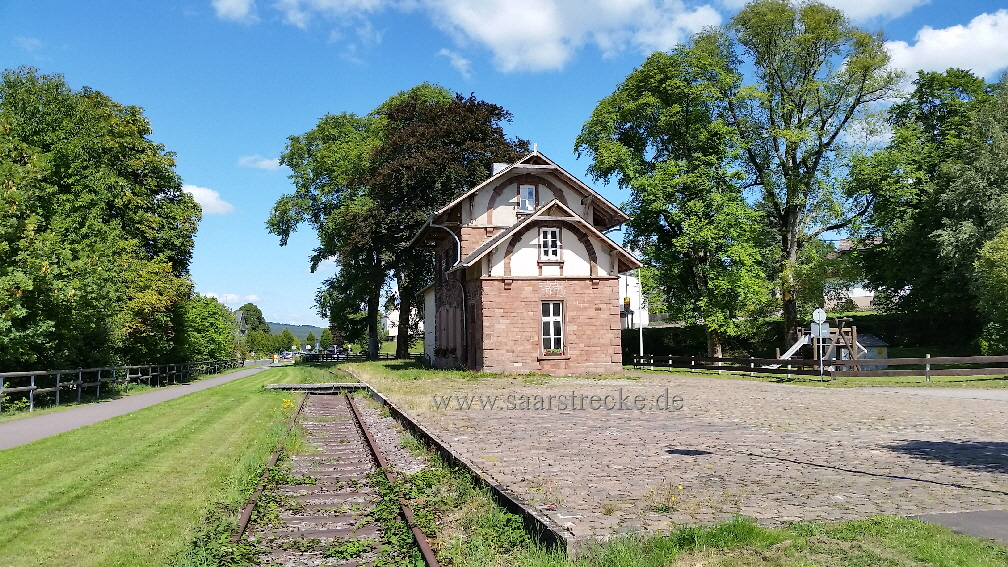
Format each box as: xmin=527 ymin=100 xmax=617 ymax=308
xmin=305 ymin=331 xmax=316 ymax=350
xmin=852 ymin=70 xmax=1005 ymax=340
xmin=369 ymin=92 xmax=528 ymax=358
xmin=237 ymin=302 xmax=270 ymax=334
xmin=975 ymin=229 xmax=1008 ymax=354
xmin=0 ymin=67 xmax=200 ymax=370
xmin=576 ymin=41 xmax=768 ymax=356
xmin=174 ymin=295 xmax=236 ymax=361
xmin=246 ymin=330 xmax=274 ymax=356
xmin=692 ymin=0 xmax=901 ymax=344
xmin=270 ymin=84 xmax=526 ymax=359
xmin=276 ymin=328 xmax=297 ymax=351
xmin=320 ymin=328 xmax=334 ymax=350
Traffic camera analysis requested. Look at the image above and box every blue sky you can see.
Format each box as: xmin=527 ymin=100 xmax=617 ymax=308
xmin=3 ymin=0 xmax=1007 ymax=326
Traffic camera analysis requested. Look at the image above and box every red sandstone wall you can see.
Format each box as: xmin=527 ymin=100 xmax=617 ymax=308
xmin=477 ymin=277 xmax=623 ymax=375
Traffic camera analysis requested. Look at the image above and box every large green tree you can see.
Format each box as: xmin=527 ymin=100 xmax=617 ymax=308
xmin=270 ymin=84 xmax=526 ymax=359
xmin=237 ymin=302 xmax=270 ymax=334
xmin=576 ymin=40 xmax=768 ymax=356
xmin=173 ymin=295 xmax=237 ymax=362
xmin=851 ymin=70 xmax=1006 ymax=343
xmin=692 ymin=0 xmax=902 ymax=344
xmin=975 ymin=228 xmax=1008 ymax=354
xmin=0 ymin=68 xmax=200 ymax=370
xmin=369 ymin=92 xmax=528 ymax=358
xmin=319 ymin=328 xmax=334 ymax=350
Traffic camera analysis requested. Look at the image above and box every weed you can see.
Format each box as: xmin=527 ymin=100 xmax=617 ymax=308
xmin=326 ymin=539 xmax=371 ymax=560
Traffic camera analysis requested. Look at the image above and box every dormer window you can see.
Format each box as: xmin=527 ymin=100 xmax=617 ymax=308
xmin=519 ymin=185 xmax=535 ymax=212
xmin=540 ymin=227 xmax=560 ymax=260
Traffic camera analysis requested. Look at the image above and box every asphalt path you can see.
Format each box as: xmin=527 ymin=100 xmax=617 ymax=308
xmin=0 ymin=361 xmax=277 ymax=450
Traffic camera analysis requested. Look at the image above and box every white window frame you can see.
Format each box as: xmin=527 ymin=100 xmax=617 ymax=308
xmin=541 ymin=301 xmax=564 ymax=353
xmin=519 ymin=184 xmax=536 ymax=212
xmin=539 ymin=227 xmax=561 ymax=261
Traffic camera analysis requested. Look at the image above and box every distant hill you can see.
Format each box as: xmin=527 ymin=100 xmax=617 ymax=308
xmin=267 ymin=322 xmax=325 ymax=344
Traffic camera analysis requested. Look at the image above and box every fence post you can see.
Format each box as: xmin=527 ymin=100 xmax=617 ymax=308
xmin=55 ymin=373 xmax=60 ymax=406
xmin=29 ymin=374 xmax=34 ymax=412
xmin=750 ymin=357 xmax=754 ymax=377
xmin=97 ymin=369 xmax=101 ymax=398
xmin=925 ymin=354 xmax=931 ymax=382
xmin=77 ymin=371 xmax=83 ymax=402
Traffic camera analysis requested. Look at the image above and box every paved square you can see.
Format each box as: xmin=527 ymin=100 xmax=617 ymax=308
xmin=357 ymin=367 xmax=1008 ymax=541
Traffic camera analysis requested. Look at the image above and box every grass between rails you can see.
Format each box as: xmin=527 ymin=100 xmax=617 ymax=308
xmin=389 ymin=429 xmax=1008 ymax=567
xmin=0 ymin=365 xmax=302 ymax=567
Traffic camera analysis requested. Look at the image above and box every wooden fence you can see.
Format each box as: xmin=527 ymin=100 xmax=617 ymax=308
xmin=299 ymin=352 xmax=422 ymax=364
xmin=0 ymin=358 xmax=245 ymax=413
xmin=628 ymin=354 xmax=1008 ymax=380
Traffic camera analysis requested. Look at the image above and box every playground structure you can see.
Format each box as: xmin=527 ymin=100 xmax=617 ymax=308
xmin=776 ymin=317 xmax=870 ymax=371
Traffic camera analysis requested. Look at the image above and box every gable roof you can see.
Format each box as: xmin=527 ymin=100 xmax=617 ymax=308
xmin=450 ymin=199 xmax=641 ymax=274
xmin=430 ymin=151 xmax=628 ymax=229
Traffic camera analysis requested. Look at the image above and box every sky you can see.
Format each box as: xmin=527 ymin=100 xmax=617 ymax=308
xmin=3 ymin=0 xmax=1007 ymax=326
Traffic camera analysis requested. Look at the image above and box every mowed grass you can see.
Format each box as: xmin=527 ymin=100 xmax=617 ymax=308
xmin=0 ymin=365 xmax=305 ymax=567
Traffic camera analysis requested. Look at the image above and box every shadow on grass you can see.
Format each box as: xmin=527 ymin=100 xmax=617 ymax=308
xmin=883 ymin=440 xmax=1008 ymax=474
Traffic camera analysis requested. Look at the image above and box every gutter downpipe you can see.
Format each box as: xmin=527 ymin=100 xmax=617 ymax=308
xmin=430 ymin=222 xmax=467 ymax=365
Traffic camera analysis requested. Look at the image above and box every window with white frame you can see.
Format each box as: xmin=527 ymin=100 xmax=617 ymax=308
xmin=539 ymin=227 xmax=560 ymax=260
xmin=519 ymin=184 xmax=535 ymax=211
xmin=542 ymin=301 xmax=563 ymax=352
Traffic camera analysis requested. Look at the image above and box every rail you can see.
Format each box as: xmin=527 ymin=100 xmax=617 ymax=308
xmin=0 ymin=358 xmax=245 ymax=412
xmin=629 ymin=354 xmax=1008 ymax=380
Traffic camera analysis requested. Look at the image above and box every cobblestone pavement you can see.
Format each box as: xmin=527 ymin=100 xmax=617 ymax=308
xmin=366 ymin=370 xmax=1008 ymax=541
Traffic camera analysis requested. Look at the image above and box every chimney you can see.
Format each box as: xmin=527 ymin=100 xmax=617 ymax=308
xmin=491 ymin=163 xmax=508 ymax=175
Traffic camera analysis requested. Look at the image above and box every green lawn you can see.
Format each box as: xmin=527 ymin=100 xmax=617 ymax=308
xmin=0 ymin=365 xmax=305 ymax=567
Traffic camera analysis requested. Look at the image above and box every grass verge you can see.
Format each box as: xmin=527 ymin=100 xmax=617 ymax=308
xmin=0 ymin=365 xmax=302 ymax=567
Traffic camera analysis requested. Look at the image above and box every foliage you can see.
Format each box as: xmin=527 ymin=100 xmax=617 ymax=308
xmin=237 ymin=302 xmax=270 ymax=334
xmin=682 ymin=0 xmax=903 ymax=344
xmin=270 ymin=84 xmax=526 ymax=360
xmin=576 ymin=40 xmax=768 ymax=356
xmin=370 ymin=90 xmax=529 ymax=359
xmin=852 ymin=70 xmax=1007 ymax=343
xmin=174 ymin=295 xmax=237 ymax=362
xmin=276 ymin=328 xmax=298 ymax=351
xmin=304 ymin=331 xmax=316 ymax=350
xmin=975 ymin=228 xmax=1008 ymax=354
xmin=0 ymin=67 xmax=200 ymax=370
xmin=319 ymin=328 xmax=334 ymax=350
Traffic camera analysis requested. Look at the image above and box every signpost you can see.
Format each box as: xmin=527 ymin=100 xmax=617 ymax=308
xmin=811 ymin=309 xmax=828 ymax=381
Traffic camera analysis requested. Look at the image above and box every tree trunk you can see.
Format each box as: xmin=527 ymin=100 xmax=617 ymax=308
xmin=780 ymin=226 xmax=801 ymax=348
xmin=706 ymin=327 xmax=723 ymax=358
xmin=367 ymin=290 xmax=380 ymax=360
xmin=396 ymin=276 xmax=412 ymax=359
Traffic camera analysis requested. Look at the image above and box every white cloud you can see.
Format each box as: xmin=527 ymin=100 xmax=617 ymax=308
xmin=438 ymin=48 xmax=472 ymax=77
xmin=258 ymin=0 xmax=720 ymax=71
xmin=821 ymin=0 xmax=929 ymax=22
xmin=427 ymin=0 xmax=721 ymax=71
xmin=203 ymin=292 xmax=259 ymax=305
xmin=276 ymin=0 xmax=392 ymax=28
xmin=183 ymin=184 xmax=235 ymax=215
xmin=237 ymin=154 xmax=281 ymax=170
xmin=212 ymin=0 xmax=258 ymax=22
xmin=886 ymin=10 xmax=1008 ymax=80
xmin=15 ymin=36 xmax=42 ymax=52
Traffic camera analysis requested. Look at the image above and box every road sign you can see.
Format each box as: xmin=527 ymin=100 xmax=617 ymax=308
xmin=810 ymin=322 xmax=830 ymax=338
xmin=812 ymin=308 xmax=827 ymax=324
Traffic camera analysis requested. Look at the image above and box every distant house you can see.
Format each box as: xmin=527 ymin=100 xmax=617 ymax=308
xmin=235 ymin=310 xmax=248 ymax=337
xmin=381 ymin=309 xmax=423 ymax=342
xmin=408 ymin=151 xmax=641 ymax=374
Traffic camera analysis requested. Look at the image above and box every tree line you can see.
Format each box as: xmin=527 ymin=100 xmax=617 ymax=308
xmin=236 ymin=302 xmax=337 ymax=356
xmin=274 ymin=0 xmax=1008 ymax=358
xmin=0 ymin=68 xmax=242 ymax=371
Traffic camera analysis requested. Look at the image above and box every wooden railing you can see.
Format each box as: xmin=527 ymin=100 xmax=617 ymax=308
xmin=628 ymin=354 xmax=1008 ymax=380
xmin=0 ymin=358 xmax=245 ymax=413
xmin=299 ymin=352 xmax=421 ymax=363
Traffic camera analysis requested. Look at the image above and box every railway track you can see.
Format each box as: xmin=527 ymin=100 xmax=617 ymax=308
xmin=239 ymin=392 xmax=438 ymax=567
